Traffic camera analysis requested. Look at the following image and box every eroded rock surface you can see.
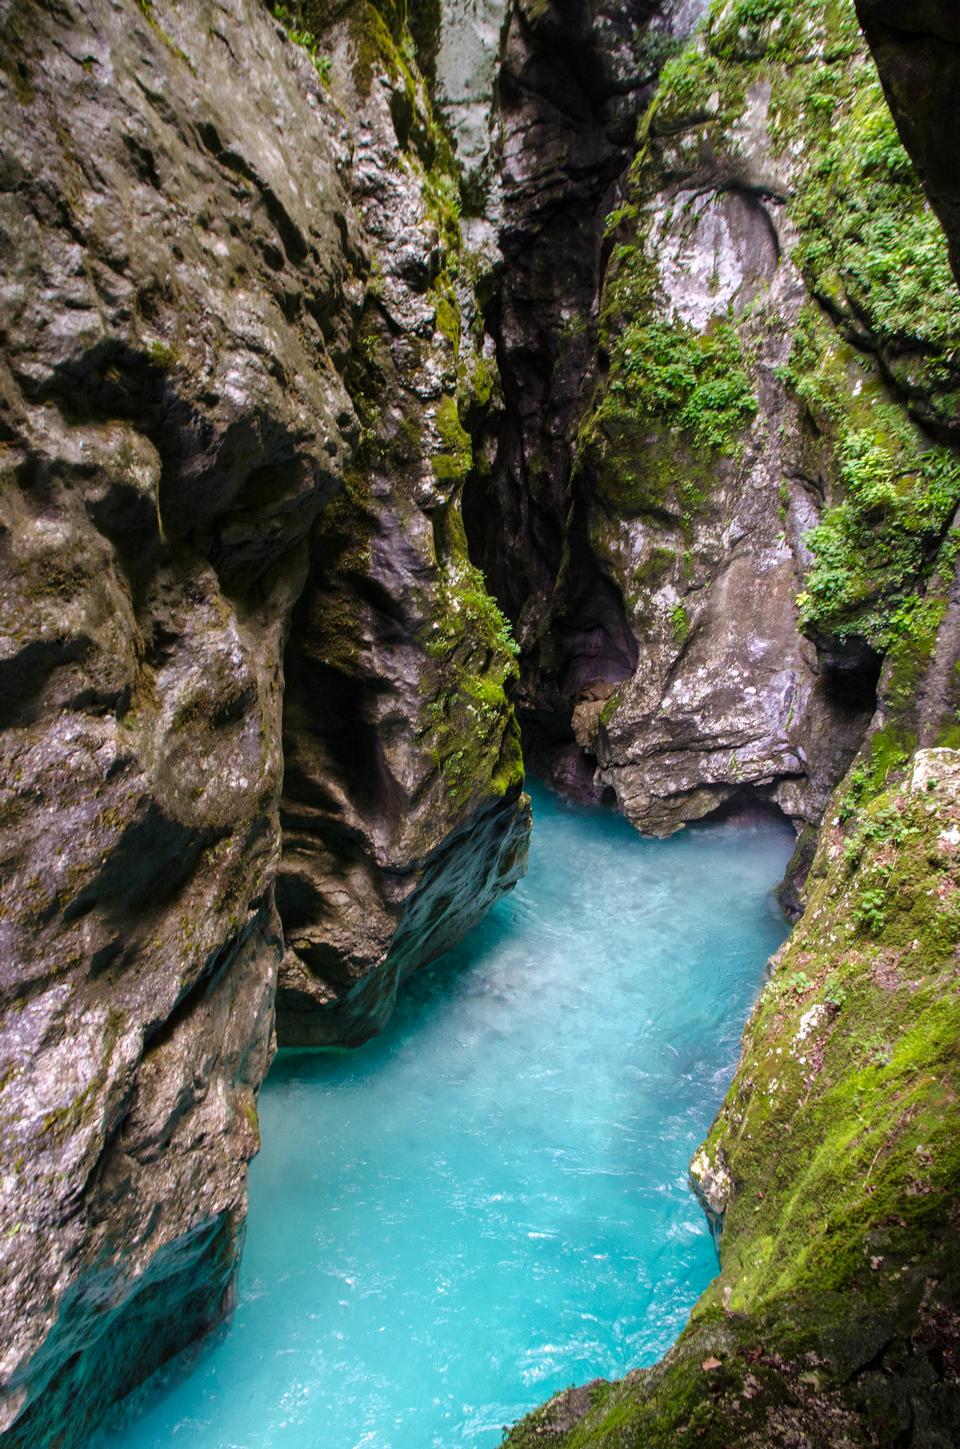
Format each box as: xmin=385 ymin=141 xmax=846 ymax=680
xmin=274 ymin=3 xmax=529 ymax=1045
xmin=0 ymin=0 xmax=528 ymax=1439
xmin=477 ymin=0 xmax=960 ymax=838
xmin=465 ymin=0 xmax=709 ymax=799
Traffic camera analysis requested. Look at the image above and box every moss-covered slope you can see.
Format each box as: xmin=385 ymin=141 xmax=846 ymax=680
xmin=505 ymin=747 xmax=960 ymax=1447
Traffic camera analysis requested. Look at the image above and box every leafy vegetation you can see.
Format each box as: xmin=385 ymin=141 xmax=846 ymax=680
xmin=776 ymin=307 xmax=960 ymax=647
xmin=271 ymin=3 xmax=332 ymax=82
xmin=608 ymin=317 xmax=757 ymax=453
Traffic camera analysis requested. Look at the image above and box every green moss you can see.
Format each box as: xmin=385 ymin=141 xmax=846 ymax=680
xmin=607 ymin=317 xmax=757 ymax=452
xmin=598 ymin=691 xmax=622 ymax=728
xmin=782 ymin=306 xmax=960 ymax=648
xmin=837 ymin=722 xmax=916 ymax=820
xmin=421 ymin=558 xmax=523 ymax=812
xmin=147 ymin=339 xmax=180 ymax=371
xmin=606 ymin=0 xmax=960 ymax=659
xmin=432 ymin=396 xmax=473 ymax=486
xmin=506 ymin=753 xmax=960 ymax=1447
xmin=789 ymin=61 xmax=960 ymax=378
xmin=577 ymin=308 xmax=753 ymax=519
xmin=135 ymin=0 xmax=196 ymax=71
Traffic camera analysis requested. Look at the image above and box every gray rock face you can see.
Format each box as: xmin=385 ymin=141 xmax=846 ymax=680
xmin=435 ymin=0 xmax=509 ymax=215
xmin=571 ymin=80 xmax=871 ymax=835
xmin=0 ymin=1 xmax=528 ymax=1440
xmin=274 ymin=3 xmax=530 ymax=1046
xmin=469 ymin=0 xmax=955 ymax=839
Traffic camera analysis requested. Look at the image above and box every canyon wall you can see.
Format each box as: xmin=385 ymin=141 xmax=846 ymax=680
xmin=0 ymin=1 xmax=528 ymax=1441
xmin=2 ymin=0 xmax=960 ymax=1444
xmin=504 ymin=0 xmax=960 ymax=1441
xmin=472 ymin=0 xmax=960 ymax=842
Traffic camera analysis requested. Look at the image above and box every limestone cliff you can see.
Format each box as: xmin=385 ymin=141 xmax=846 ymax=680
xmin=272 ymin=3 xmax=529 ymax=1046
xmin=501 ymin=0 xmax=960 ymax=1440
xmin=477 ymin=0 xmax=960 ymax=838
xmin=0 ymin=1 xmax=527 ymax=1441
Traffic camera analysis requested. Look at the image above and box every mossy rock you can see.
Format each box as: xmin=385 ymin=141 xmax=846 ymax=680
xmin=504 ymin=751 xmax=960 ymax=1446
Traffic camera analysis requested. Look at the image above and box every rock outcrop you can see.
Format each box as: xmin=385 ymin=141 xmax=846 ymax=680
xmin=480 ymin=0 xmax=960 ymax=838
xmin=273 ymin=3 xmax=529 ymax=1046
xmin=0 ymin=1 xmax=528 ymax=1440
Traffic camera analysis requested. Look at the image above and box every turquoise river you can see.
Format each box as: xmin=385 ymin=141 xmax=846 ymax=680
xmin=98 ymin=781 xmax=794 ymax=1449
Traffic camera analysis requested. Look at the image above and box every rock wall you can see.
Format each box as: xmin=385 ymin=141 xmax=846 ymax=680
xmin=502 ymin=0 xmax=960 ymax=1440
xmin=469 ymin=0 xmax=960 ymax=840
xmin=273 ymin=3 xmax=530 ymax=1046
xmin=0 ymin=0 xmax=528 ymax=1440
xmin=463 ymin=0 xmax=709 ymax=799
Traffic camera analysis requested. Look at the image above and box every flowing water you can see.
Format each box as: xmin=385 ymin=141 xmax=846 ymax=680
xmin=100 ymin=782 xmax=793 ymax=1449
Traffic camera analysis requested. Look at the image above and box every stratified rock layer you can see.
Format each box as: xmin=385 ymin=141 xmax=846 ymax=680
xmin=0 ymin=1 xmax=528 ymax=1440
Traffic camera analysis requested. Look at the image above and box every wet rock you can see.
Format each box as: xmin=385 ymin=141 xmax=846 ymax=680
xmin=463 ymin=0 xmax=708 ymax=802
xmin=484 ymin=0 xmax=959 ymax=840
xmin=274 ymin=1 xmax=530 ymax=1046
xmin=0 ymin=1 xmax=528 ymax=1439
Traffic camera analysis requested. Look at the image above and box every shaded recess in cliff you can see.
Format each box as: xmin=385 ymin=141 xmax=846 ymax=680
xmin=271 ymin=0 xmax=530 ymax=1049
xmin=462 ymin=0 xmax=677 ymax=799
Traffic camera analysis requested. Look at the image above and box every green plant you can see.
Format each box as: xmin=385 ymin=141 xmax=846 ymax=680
xmin=272 ymin=3 xmax=332 ymax=82
xmin=671 ymin=601 xmax=690 ymax=643
xmin=823 ymin=976 xmax=847 ymax=1009
xmin=855 ymin=887 xmax=887 ymax=934
xmin=608 ymin=317 xmax=757 ymax=453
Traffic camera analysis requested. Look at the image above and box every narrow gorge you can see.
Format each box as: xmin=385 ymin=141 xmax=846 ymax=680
xmin=1 ymin=1 xmax=959 ymax=1446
